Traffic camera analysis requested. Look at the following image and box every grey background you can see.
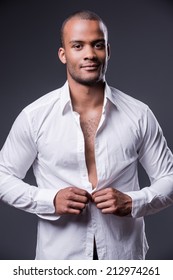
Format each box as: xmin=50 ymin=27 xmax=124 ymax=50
xmin=0 ymin=0 xmax=173 ymax=259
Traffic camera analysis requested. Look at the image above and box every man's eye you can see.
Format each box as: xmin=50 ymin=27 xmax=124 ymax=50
xmin=73 ymin=44 xmax=82 ymax=50
xmin=95 ymin=43 xmax=105 ymax=49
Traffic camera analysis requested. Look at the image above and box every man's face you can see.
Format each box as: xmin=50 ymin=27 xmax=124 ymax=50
xmin=58 ymin=18 xmax=110 ymax=86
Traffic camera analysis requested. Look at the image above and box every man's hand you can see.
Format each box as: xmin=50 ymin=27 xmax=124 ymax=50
xmin=54 ymin=186 xmax=91 ymax=215
xmin=92 ymin=188 xmax=132 ymax=216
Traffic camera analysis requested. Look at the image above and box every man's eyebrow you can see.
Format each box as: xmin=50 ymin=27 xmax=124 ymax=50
xmin=92 ymin=39 xmax=106 ymax=44
xmin=69 ymin=39 xmax=106 ymax=44
xmin=69 ymin=40 xmax=84 ymax=45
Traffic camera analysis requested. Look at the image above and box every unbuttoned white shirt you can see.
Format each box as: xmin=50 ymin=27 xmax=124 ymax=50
xmin=0 ymin=81 xmax=173 ymax=259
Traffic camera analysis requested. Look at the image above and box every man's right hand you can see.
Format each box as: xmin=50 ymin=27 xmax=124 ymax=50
xmin=54 ymin=186 xmax=91 ymax=215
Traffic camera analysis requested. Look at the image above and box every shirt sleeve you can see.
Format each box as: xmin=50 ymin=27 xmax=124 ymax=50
xmin=126 ymin=107 xmax=173 ymax=218
xmin=0 ymin=110 xmax=58 ymax=220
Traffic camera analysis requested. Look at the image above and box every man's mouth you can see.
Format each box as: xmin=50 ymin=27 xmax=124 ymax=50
xmin=81 ymin=64 xmax=100 ymax=70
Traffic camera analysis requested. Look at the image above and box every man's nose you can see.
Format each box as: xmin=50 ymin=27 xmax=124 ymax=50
xmin=84 ymin=46 xmax=97 ymax=60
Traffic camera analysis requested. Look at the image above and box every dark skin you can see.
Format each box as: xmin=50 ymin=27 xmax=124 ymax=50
xmin=92 ymin=188 xmax=132 ymax=216
xmin=54 ymin=187 xmax=90 ymax=215
xmin=54 ymin=187 xmax=131 ymax=216
xmin=54 ymin=17 xmax=132 ymax=217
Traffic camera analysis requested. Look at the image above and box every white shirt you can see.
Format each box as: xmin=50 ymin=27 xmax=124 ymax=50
xmin=0 ymin=81 xmax=173 ymax=260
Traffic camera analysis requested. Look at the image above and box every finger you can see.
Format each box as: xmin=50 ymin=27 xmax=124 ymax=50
xmin=58 ymin=201 xmax=86 ymax=215
xmin=69 ymin=187 xmax=91 ymax=202
xmin=67 ymin=200 xmax=87 ymax=210
xmin=94 ymin=198 xmax=118 ymax=214
xmin=93 ymin=192 xmax=115 ymax=204
xmin=101 ymin=207 xmax=116 ymax=214
xmin=92 ymin=188 xmax=112 ymax=199
xmin=68 ymin=192 xmax=89 ymax=204
xmin=72 ymin=187 xmax=90 ymax=197
xmin=93 ymin=195 xmax=108 ymax=204
xmin=96 ymin=200 xmax=115 ymax=210
xmin=75 ymin=194 xmax=89 ymax=203
xmin=62 ymin=207 xmax=81 ymax=215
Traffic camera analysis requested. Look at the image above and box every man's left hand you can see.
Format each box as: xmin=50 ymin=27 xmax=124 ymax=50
xmin=92 ymin=188 xmax=132 ymax=216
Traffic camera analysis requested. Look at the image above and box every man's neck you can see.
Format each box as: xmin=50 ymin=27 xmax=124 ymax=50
xmin=68 ymin=80 xmax=105 ymax=113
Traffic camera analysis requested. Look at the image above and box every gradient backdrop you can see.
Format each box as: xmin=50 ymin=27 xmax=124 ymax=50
xmin=0 ymin=0 xmax=173 ymax=260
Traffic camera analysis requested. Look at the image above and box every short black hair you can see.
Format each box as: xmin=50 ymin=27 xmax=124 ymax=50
xmin=60 ymin=10 xmax=108 ymax=47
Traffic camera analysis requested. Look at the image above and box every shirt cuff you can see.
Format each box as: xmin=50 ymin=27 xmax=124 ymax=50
xmin=33 ymin=188 xmax=60 ymax=221
xmin=125 ymin=190 xmax=147 ymax=218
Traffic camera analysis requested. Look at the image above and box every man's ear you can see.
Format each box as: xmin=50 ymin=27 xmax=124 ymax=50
xmin=107 ymin=43 xmax=111 ymax=60
xmin=58 ymin=47 xmax=66 ymax=64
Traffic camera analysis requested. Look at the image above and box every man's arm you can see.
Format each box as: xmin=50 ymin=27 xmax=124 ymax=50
xmin=129 ymin=108 xmax=173 ymax=217
xmin=0 ymin=110 xmax=57 ymax=219
xmin=93 ymin=108 xmax=173 ymax=218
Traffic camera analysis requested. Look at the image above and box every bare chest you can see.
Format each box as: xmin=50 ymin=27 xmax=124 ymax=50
xmin=80 ymin=111 xmax=101 ymax=148
xmin=80 ymin=110 xmax=102 ymax=187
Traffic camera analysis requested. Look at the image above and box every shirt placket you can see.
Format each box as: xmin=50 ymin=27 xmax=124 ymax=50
xmin=72 ymin=108 xmax=108 ymax=259
xmin=91 ymin=112 xmax=108 ymax=259
xmin=93 ymin=109 xmax=107 ymax=190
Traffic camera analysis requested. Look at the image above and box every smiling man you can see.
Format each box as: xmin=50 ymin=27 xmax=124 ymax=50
xmin=0 ymin=10 xmax=173 ymax=260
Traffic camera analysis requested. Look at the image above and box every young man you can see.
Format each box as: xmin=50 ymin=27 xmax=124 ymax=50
xmin=0 ymin=10 xmax=173 ymax=260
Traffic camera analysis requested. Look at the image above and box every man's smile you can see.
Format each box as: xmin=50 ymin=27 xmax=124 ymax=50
xmin=80 ymin=63 xmax=100 ymax=70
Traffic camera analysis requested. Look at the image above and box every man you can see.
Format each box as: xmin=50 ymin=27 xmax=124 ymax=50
xmin=0 ymin=10 xmax=173 ymax=260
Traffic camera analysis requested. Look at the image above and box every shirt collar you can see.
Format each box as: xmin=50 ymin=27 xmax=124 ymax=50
xmin=60 ymin=81 xmax=117 ymax=115
xmin=60 ymin=81 xmax=72 ymax=115
xmin=103 ymin=82 xmax=118 ymax=112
